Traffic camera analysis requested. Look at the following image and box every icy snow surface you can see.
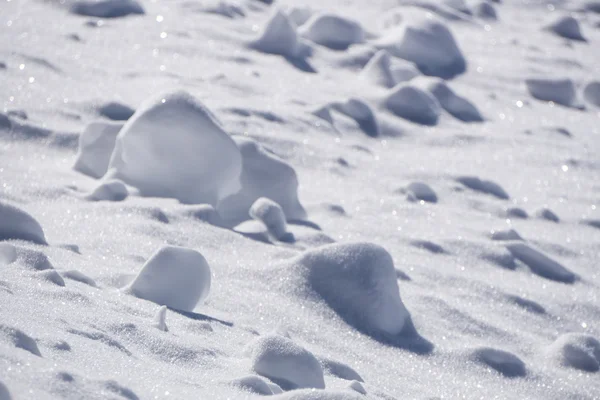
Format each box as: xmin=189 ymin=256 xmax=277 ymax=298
xmin=1 ymin=0 xmax=600 ymax=398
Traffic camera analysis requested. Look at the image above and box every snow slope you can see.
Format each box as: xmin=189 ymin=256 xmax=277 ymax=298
xmin=1 ymin=0 xmax=600 ymax=399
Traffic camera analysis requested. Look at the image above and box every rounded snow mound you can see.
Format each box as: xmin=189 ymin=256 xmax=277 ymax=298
xmin=546 ymin=333 xmax=600 ymax=372
xmin=376 ymin=11 xmax=466 ymax=79
xmin=583 ymin=81 xmax=600 ymax=107
xmin=545 ymin=15 xmax=586 ymax=41
xmin=248 ymin=334 xmax=325 ymax=390
xmin=250 ymin=10 xmax=309 ymax=58
xmin=0 ymin=324 xmax=41 ymax=357
xmin=85 ymin=179 xmax=128 ymax=202
xmin=0 ymin=201 xmax=47 ymax=245
xmin=361 ymin=50 xmax=419 ymax=88
xmin=536 ymin=207 xmax=559 ymax=222
xmin=285 ymin=6 xmax=312 ymax=27
xmin=505 ymin=243 xmax=576 ymax=283
xmin=456 ymin=176 xmax=509 ymax=199
xmin=97 ymin=101 xmax=135 ymax=121
xmin=417 ymin=78 xmax=484 ymax=122
xmin=125 ymin=245 xmax=212 ymax=312
xmin=406 ymin=181 xmax=438 ymax=203
xmin=229 ymin=375 xmax=281 ymax=395
xmin=384 ymin=84 xmax=441 ymax=125
xmin=217 ymin=137 xmax=306 ymax=225
xmin=473 ymin=1 xmax=498 ymax=20
xmin=105 ymin=91 xmax=242 ymax=205
xmin=525 ymin=77 xmax=578 ymax=108
xmin=291 ymin=242 xmax=415 ymax=337
xmin=299 ymin=13 xmax=364 ymax=50
xmin=330 ymin=98 xmax=380 ymax=137
xmin=270 ymin=389 xmax=364 ymax=400
xmin=471 ymin=347 xmax=527 ymax=377
xmin=70 ymin=0 xmax=145 ymax=18
xmin=74 ymin=121 xmax=123 ymax=179
xmin=249 ymin=197 xmax=288 ymax=240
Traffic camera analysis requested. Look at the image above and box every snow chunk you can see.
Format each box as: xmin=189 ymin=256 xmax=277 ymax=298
xmin=233 ymin=220 xmax=271 ymax=243
xmin=456 ymin=176 xmax=509 ymax=199
xmin=318 ymin=356 xmax=363 ymax=382
xmin=545 ymin=15 xmax=586 ymax=41
xmin=62 ymin=270 xmax=97 ymax=287
xmin=106 ymin=91 xmax=242 ymax=205
xmin=536 ymin=207 xmax=559 ymax=222
xmin=490 ymin=229 xmax=523 ymax=241
xmin=330 ymin=98 xmax=380 ymax=137
xmin=384 ymin=84 xmax=441 ymax=125
xmin=126 ymin=246 xmax=212 ymax=311
xmin=583 ymin=81 xmax=600 ymax=107
xmin=153 ymin=306 xmax=168 ymax=332
xmin=217 ymin=137 xmax=306 ymax=225
xmin=0 ymin=324 xmax=41 ymax=356
xmin=547 ymin=333 xmax=600 ymax=372
xmin=376 ymin=12 xmax=466 ymax=79
xmin=0 ymin=244 xmax=17 ymax=265
xmin=250 ymin=198 xmax=288 ymax=240
xmin=299 ymin=13 xmax=364 ymax=50
xmin=286 ymin=6 xmax=312 ymax=27
xmin=202 ymin=1 xmax=245 ymax=18
xmin=229 ymin=375 xmax=278 ymax=395
xmin=473 ymin=1 xmax=498 ymax=20
xmin=525 ymin=78 xmax=578 ymax=108
xmin=74 ymin=121 xmax=123 ymax=179
xmin=348 ymin=380 xmax=367 ymax=395
xmin=406 ymin=181 xmax=438 ymax=203
xmin=505 ymin=207 xmax=528 ymax=219
xmin=293 ymin=242 xmax=415 ymax=337
xmin=0 ymin=201 xmax=47 ymax=245
xmin=249 ymin=334 xmax=325 ymax=390
xmin=361 ymin=50 xmax=419 ymax=88
xmin=97 ymin=101 xmax=135 ymax=121
xmin=250 ymin=10 xmax=309 ymax=58
xmin=85 ymin=179 xmax=128 ymax=202
xmin=505 ymin=243 xmax=576 ymax=283
xmin=70 ymin=0 xmax=144 ymax=18
xmin=471 ymin=347 xmax=527 ymax=377
xmin=177 ymin=204 xmax=224 ymax=227
xmin=420 ymin=78 xmax=483 ymax=122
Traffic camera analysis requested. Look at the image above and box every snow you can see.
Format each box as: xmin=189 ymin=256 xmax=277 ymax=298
xmin=419 ymin=78 xmax=484 ymax=122
xmin=249 ymin=197 xmax=289 ymax=240
xmin=2 ymin=0 xmax=600 ymax=398
xmin=525 ymin=78 xmax=578 ymax=108
xmin=583 ymin=81 xmax=600 ymax=107
xmin=217 ymin=137 xmax=307 ymax=225
xmin=250 ymin=10 xmax=310 ymax=59
xmin=85 ymin=179 xmax=129 ymax=201
xmin=405 ymin=181 xmax=438 ymax=203
xmin=299 ymin=14 xmax=365 ymax=50
xmin=384 ymin=84 xmax=441 ymax=125
xmin=125 ymin=246 xmax=212 ymax=311
xmin=375 ymin=10 xmax=467 ymax=78
xmin=545 ymin=15 xmax=586 ymax=41
xmin=0 ymin=201 xmax=47 ymax=245
xmin=472 ymin=1 xmax=498 ymax=20
xmin=73 ymin=121 xmax=123 ymax=179
xmin=106 ymin=91 xmax=242 ymax=205
xmin=248 ymin=334 xmax=326 ymax=390
xmin=69 ymin=0 xmax=145 ymax=18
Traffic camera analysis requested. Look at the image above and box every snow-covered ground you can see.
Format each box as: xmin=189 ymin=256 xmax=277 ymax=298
xmin=1 ymin=0 xmax=600 ymax=398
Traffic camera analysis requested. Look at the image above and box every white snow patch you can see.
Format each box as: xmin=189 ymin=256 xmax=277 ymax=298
xmin=73 ymin=121 xmax=123 ymax=179
xmin=285 ymin=6 xmax=313 ymax=27
xmin=229 ymin=375 xmax=278 ymax=395
xmin=153 ymin=306 xmax=168 ymax=332
xmin=348 ymin=380 xmax=367 ymax=395
xmin=106 ymin=91 xmax=242 ymax=205
xmin=0 ymin=325 xmax=41 ymax=357
xmin=0 ymin=244 xmax=17 ymax=265
xmin=583 ymin=81 xmax=600 ymax=107
xmin=62 ymin=270 xmax=97 ymax=287
xmin=250 ymin=10 xmax=310 ymax=59
xmin=545 ymin=15 xmax=586 ymax=41
xmin=0 ymin=201 xmax=47 ymax=245
xmin=270 ymin=389 xmax=364 ymax=400
xmin=248 ymin=334 xmax=325 ymax=390
xmin=85 ymin=179 xmax=128 ymax=202
xmin=125 ymin=245 xmax=212 ymax=311
xmin=417 ymin=78 xmax=484 ymax=122
xmin=36 ymin=269 xmax=65 ymax=286
xmin=456 ymin=176 xmax=509 ymax=199
xmin=471 ymin=347 xmax=527 ymax=377
xmin=330 ymin=98 xmax=380 ymax=137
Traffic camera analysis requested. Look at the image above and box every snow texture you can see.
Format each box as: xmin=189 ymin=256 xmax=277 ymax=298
xmin=473 ymin=1 xmax=498 ymax=20
xmin=106 ymin=91 xmax=242 ymax=205
xmin=69 ymin=0 xmax=145 ymax=18
xmin=85 ymin=179 xmax=128 ymax=202
xmin=126 ymin=245 xmax=212 ymax=311
xmin=456 ymin=176 xmax=509 ymax=199
xmin=471 ymin=347 xmax=527 ymax=377
xmin=250 ymin=10 xmax=310 ymax=59
xmin=97 ymin=101 xmax=135 ymax=121
xmin=153 ymin=306 xmax=168 ymax=332
xmin=525 ymin=78 xmax=578 ymax=108
xmin=0 ymin=201 xmax=47 ymax=245
xmin=384 ymin=84 xmax=441 ymax=125
xmin=406 ymin=181 xmax=438 ymax=203
xmin=229 ymin=375 xmax=279 ymax=395
xmin=583 ymin=81 xmax=600 ymax=107
xmin=545 ymin=15 xmax=586 ymax=41
xmin=73 ymin=121 xmax=123 ymax=179
xmin=299 ymin=13 xmax=364 ymax=50
xmin=249 ymin=197 xmax=288 ymax=240
xmin=420 ymin=78 xmax=484 ymax=122
xmin=505 ymin=242 xmax=576 ymax=283
xmin=0 ymin=325 xmax=41 ymax=357
xmin=217 ymin=137 xmax=306 ymax=225
xmin=547 ymin=333 xmax=600 ymax=372
xmin=249 ymin=334 xmax=325 ymax=390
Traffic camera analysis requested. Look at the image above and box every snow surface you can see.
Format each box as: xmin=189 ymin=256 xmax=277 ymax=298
xmin=1 ymin=0 xmax=600 ymax=398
